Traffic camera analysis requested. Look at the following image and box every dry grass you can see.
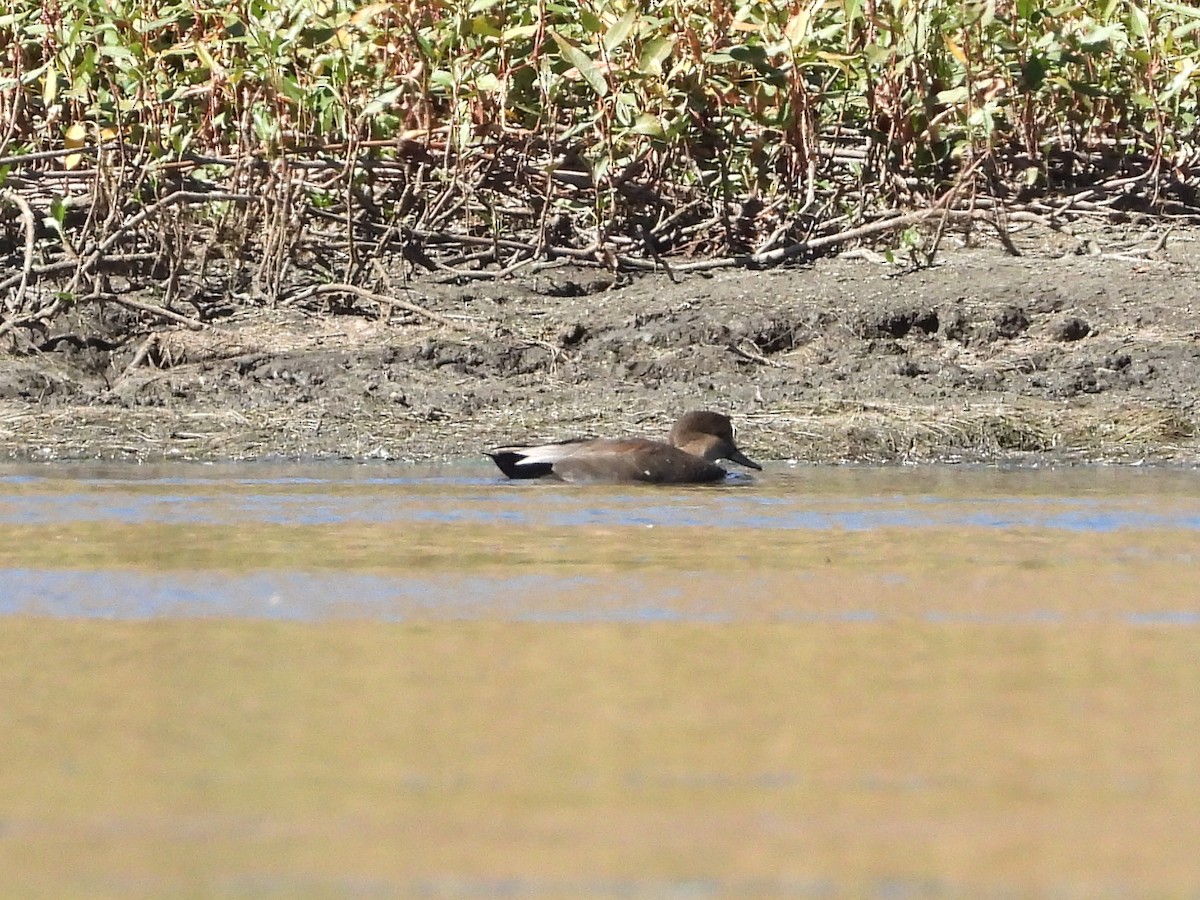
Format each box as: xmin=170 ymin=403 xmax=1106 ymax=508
xmin=1 ymin=395 xmax=1195 ymax=464
xmin=746 ymin=400 xmax=1198 ymax=463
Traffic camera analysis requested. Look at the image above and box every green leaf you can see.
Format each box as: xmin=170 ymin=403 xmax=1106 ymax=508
xmin=630 ymin=112 xmax=665 ymax=137
xmin=864 ymin=43 xmax=893 ymax=65
xmin=613 ymin=94 xmax=633 ymax=126
xmin=138 ymin=13 xmax=193 ymax=32
xmin=502 ymin=23 xmax=541 ymax=40
xmin=1173 ymin=19 xmax=1200 ymax=39
xmin=1127 ymin=5 xmax=1149 ymax=40
xmin=811 ymin=23 xmax=847 ymax=43
xmin=591 ymin=153 xmax=611 ymax=183
xmin=729 ymin=44 xmax=769 ymax=67
xmin=97 ymin=44 xmax=138 ymax=65
xmin=273 ymin=74 xmax=305 ymax=103
xmin=550 ymin=31 xmax=609 ymax=96
xmin=363 ymin=84 xmax=405 ymax=117
xmin=304 ymin=27 xmax=337 ymax=46
xmin=1078 ymin=23 xmax=1123 ymax=46
xmin=472 ymin=15 xmax=502 ymax=38
xmin=1161 ymin=0 xmax=1200 ymax=17
xmin=1021 ymin=55 xmax=1048 ymax=89
xmin=48 ymin=196 xmax=67 ymax=229
xmin=638 ymin=36 xmax=674 ymax=74
xmin=429 ymin=69 xmax=456 ymax=90
xmin=474 ymin=73 xmax=502 ymax=93
xmin=579 ymin=10 xmax=603 ymax=34
xmin=1068 ymin=79 xmax=1104 ymax=97
xmin=604 ymin=8 xmax=638 ymax=52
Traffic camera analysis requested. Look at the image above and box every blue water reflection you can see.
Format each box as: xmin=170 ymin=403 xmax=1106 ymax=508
xmin=3 ymin=568 xmax=1197 ymax=626
xmin=1 ymin=479 xmax=1199 ymax=531
xmin=3 ymin=463 xmax=1200 ymax=622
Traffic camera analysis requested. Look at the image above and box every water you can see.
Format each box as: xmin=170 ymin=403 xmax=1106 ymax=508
xmin=1 ymin=462 xmax=1199 ymax=897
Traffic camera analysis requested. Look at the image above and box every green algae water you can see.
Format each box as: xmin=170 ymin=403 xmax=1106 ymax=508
xmin=1 ymin=462 xmax=1199 ymax=897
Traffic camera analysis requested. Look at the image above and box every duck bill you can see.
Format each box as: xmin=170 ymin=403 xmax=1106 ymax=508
xmin=727 ymin=448 xmax=762 ymax=471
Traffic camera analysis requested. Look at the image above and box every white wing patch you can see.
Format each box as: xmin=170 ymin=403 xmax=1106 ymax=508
xmin=503 ymin=443 xmax=581 ymax=467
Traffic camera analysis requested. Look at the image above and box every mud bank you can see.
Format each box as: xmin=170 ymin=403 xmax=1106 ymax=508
xmin=2 ymin=225 xmax=1197 ymax=465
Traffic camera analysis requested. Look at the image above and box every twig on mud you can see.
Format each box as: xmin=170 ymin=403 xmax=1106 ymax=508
xmin=285 ymin=283 xmax=487 ymax=333
xmin=1004 ymin=209 xmax=1067 ymax=230
xmin=0 ymin=297 xmax=66 ymax=341
xmin=986 ymin=209 xmax=1022 ymax=257
xmin=1146 ymin=226 xmax=1174 ymax=255
xmin=123 ymin=333 xmax=160 ymax=374
xmin=730 ymin=340 xmax=790 ymax=368
xmin=94 ymin=293 xmax=208 ymax=331
xmin=0 ymin=253 xmax=160 ymax=295
xmin=429 ymin=252 xmax=540 ymax=283
xmin=838 ymin=247 xmax=893 ymax=264
xmin=0 ymin=189 xmax=36 ymax=314
xmin=1091 ymin=226 xmax=1176 ymax=262
xmin=625 ymin=207 xmax=941 ymax=273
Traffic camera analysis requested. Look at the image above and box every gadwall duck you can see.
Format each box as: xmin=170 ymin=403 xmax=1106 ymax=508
xmin=486 ymin=411 xmax=762 ymax=484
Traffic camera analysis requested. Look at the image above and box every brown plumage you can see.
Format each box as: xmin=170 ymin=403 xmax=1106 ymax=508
xmin=486 ymin=411 xmax=762 ymax=484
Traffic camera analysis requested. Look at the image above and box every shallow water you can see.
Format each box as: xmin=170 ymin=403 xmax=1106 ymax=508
xmin=2 ymin=462 xmax=1199 ymax=897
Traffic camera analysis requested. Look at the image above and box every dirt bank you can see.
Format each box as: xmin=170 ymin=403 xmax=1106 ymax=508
xmin=2 ymin=223 xmax=1198 ymax=465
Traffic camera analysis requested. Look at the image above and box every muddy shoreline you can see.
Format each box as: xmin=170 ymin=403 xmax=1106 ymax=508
xmin=2 ymin=224 xmax=1198 ymax=466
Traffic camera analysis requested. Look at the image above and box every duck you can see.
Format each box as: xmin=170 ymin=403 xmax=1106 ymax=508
xmin=486 ymin=411 xmax=761 ymax=484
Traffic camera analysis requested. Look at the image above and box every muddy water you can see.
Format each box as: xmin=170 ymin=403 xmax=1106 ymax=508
xmin=1 ymin=463 xmax=1199 ymax=897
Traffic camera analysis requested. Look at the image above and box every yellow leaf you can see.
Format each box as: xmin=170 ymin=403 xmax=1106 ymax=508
xmin=785 ymin=0 xmax=828 ymax=46
xmin=65 ymin=123 xmax=87 ymax=147
xmin=350 ymin=3 xmax=390 ymax=26
xmin=785 ymin=10 xmax=810 ymax=44
xmin=42 ymin=68 xmax=58 ymax=107
xmin=64 ymin=122 xmax=86 ymax=170
xmin=944 ymin=35 xmax=967 ymax=64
